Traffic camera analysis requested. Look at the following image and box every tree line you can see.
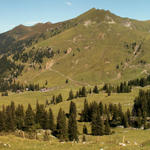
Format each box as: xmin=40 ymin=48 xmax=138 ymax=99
xmin=103 ymin=82 xmax=132 ymax=95
xmin=0 ymin=101 xmax=78 ymax=142
xmin=67 ymin=86 xmax=99 ymax=101
xmin=13 ymin=48 xmax=54 ymax=64
xmin=0 ymin=80 xmax=40 ymax=94
xmin=128 ymin=75 xmax=150 ymax=87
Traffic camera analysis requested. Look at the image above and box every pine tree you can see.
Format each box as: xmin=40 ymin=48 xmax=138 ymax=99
xmin=89 ymin=88 xmax=92 ymax=94
xmin=35 ymin=101 xmax=40 ymax=123
xmin=48 ymin=108 xmax=55 ymax=130
xmin=51 ymin=95 xmax=56 ymax=104
xmin=15 ymin=104 xmax=25 ymax=130
xmin=10 ymin=101 xmax=16 ymax=128
xmin=68 ymin=90 xmax=74 ymax=100
xmin=105 ymin=118 xmax=111 ymax=135
xmin=126 ymin=109 xmax=131 ymax=125
xmin=96 ymin=111 xmax=104 ymax=136
xmin=137 ymin=116 xmax=142 ymax=128
xmin=83 ymin=124 xmax=88 ymax=134
xmin=118 ymin=103 xmax=124 ymax=124
xmin=25 ymin=104 xmax=35 ymax=131
xmin=81 ymin=99 xmax=89 ymax=122
xmin=111 ymin=104 xmax=120 ymax=126
xmin=89 ymin=101 xmax=99 ymax=122
xmin=99 ymin=102 xmax=103 ymax=115
xmin=122 ymin=113 xmax=129 ymax=128
xmin=56 ymin=108 xmax=67 ymax=141
xmin=42 ymin=110 xmax=49 ymax=129
xmin=68 ymin=113 xmax=78 ymax=141
xmin=1 ymin=105 xmax=6 ymax=131
xmin=91 ymin=112 xmax=97 ymax=135
xmin=81 ymin=86 xmax=87 ymax=97
xmin=5 ymin=106 xmax=16 ymax=131
xmin=0 ymin=111 xmax=5 ymax=131
xmin=93 ymin=85 xmax=99 ymax=94
xmin=142 ymin=111 xmax=147 ymax=126
xmin=69 ymin=101 xmax=77 ymax=118
xmin=35 ymin=104 xmax=46 ymax=129
xmin=68 ymin=102 xmax=78 ymax=141
xmin=56 ymin=94 xmax=63 ymax=103
xmin=75 ymin=91 xmax=79 ymax=98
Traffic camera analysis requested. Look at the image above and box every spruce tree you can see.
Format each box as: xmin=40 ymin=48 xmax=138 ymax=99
xmin=5 ymin=106 xmax=16 ymax=131
xmin=10 ymin=101 xmax=16 ymax=129
xmin=2 ymin=105 xmax=6 ymax=131
xmin=93 ymin=85 xmax=99 ymax=94
xmin=91 ymin=112 xmax=97 ymax=135
xmin=83 ymin=124 xmax=88 ymax=134
xmin=35 ymin=101 xmax=40 ymax=123
xmin=75 ymin=91 xmax=79 ymax=98
xmin=69 ymin=101 xmax=77 ymax=118
xmin=81 ymin=86 xmax=87 ymax=97
xmin=0 ymin=111 xmax=5 ymax=131
xmin=25 ymin=104 xmax=35 ymax=131
xmin=111 ymin=104 xmax=120 ymax=126
xmin=99 ymin=102 xmax=103 ymax=116
xmin=42 ymin=110 xmax=49 ymax=129
xmin=35 ymin=104 xmax=46 ymax=129
xmin=56 ymin=108 xmax=67 ymax=141
xmin=81 ymin=99 xmax=89 ymax=122
xmin=122 ymin=113 xmax=129 ymax=128
xmin=105 ymin=118 xmax=111 ymax=135
xmin=56 ymin=94 xmax=63 ymax=103
xmin=49 ymin=108 xmax=55 ymax=130
xmin=127 ymin=109 xmax=131 ymax=125
xmin=96 ymin=111 xmax=104 ymax=136
xmin=118 ymin=103 xmax=124 ymax=124
xmin=68 ymin=90 xmax=74 ymax=100
xmin=15 ymin=104 xmax=25 ymax=130
xmin=137 ymin=116 xmax=142 ymax=128
xmin=68 ymin=102 xmax=78 ymax=141
xmin=68 ymin=113 xmax=78 ymax=141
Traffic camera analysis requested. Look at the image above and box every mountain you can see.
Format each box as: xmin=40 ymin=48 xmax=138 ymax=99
xmin=1 ymin=8 xmax=150 ymax=87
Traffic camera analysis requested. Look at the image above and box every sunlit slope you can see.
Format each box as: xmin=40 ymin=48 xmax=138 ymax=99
xmin=17 ymin=10 xmax=150 ymax=86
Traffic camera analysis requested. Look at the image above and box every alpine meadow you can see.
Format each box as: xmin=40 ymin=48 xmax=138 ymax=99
xmin=1 ymin=2 xmax=150 ymax=149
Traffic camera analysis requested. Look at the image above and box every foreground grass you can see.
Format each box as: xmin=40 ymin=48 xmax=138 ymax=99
xmin=0 ymin=127 xmax=150 ymax=150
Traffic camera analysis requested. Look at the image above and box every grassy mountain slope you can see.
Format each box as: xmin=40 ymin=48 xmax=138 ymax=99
xmin=13 ymin=8 xmax=150 ymax=87
xmin=1 ymin=8 xmax=150 ymax=87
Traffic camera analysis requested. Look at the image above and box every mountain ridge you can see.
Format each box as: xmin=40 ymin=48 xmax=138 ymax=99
xmin=1 ymin=8 xmax=150 ymax=87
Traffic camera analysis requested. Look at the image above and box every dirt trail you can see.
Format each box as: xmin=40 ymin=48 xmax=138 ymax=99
xmin=50 ymin=68 xmax=91 ymax=87
xmin=45 ymin=49 xmax=91 ymax=87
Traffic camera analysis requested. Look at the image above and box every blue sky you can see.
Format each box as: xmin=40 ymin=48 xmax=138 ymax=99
xmin=0 ymin=0 xmax=150 ymax=33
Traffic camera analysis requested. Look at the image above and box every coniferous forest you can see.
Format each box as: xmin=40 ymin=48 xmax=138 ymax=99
xmin=0 ymin=88 xmax=150 ymax=141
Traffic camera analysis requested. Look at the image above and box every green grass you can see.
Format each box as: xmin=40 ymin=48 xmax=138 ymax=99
xmin=0 ymin=127 xmax=150 ymax=150
xmin=2 ymin=8 xmax=150 ymax=150
xmin=0 ymin=85 xmax=148 ymax=117
xmin=17 ymin=15 xmax=150 ymax=87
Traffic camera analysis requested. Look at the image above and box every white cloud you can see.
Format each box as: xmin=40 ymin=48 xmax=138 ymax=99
xmin=0 ymin=24 xmax=16 ymax=33
xmin=66 ymin=1 xmax=72 ymax=6
xmin=24 ymin=21 xmax=39 ymax=26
